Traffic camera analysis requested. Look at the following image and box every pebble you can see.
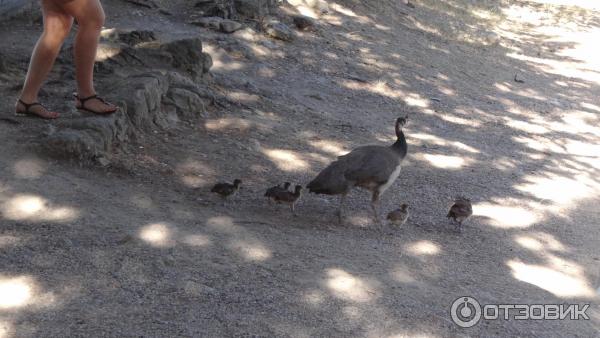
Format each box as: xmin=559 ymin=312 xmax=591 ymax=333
xmin=220 ymin=20 xmax=243 ymax=34
xmin=292 ymin=15 xmax=315 ymax=30
xmin=514 ymin=73 xmax=525 ymax=83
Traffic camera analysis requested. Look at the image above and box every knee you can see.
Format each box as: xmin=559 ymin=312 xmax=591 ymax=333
xmin=43 ymin=16 xmax=73 ymax=44
xmin=78 ymin=9 xmax=105 ymax=32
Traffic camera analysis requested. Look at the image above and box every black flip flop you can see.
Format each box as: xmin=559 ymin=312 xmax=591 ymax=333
xmin=75 ymin=94 xmax=118 ymax=115
xmin=14 ymin=99 xmax=60 ymax=119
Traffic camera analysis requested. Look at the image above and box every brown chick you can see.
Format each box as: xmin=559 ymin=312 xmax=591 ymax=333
xmin=211 ymin=179 xmax=242 ymax=204
xmin=265 ymin=182 xmax=291 ymax=202
xmin=447 ymin=197 xmax=473 ymax=231
xmin=271 ymin=185 xmax=303 ymax=216
xmin=387 ymin=203 xmax=409 ymax=226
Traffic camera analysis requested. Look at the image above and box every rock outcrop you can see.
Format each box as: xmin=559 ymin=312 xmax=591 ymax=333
xmin=193 ymin=0 xmax=278 ymax=19
xmin=264 ymin=21 xmax=295 ymax=41
xmin=43 ymin=31 xmax=214 ymax=162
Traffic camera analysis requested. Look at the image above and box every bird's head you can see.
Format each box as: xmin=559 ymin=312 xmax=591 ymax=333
xmin=396 ymin=116 xmax=409 ymax=127
xmin=400 ymin=203 xmax=409 ymax=211
xmin=455 ymin=196 xmax=470 ymax=203
xmin=283 ymin=182 xmax=291 ymax=189
xmin=233 ymin=179 xmax=242 ymax=187
xmin=294 ymin=185 xmax=303 ymax=194
xmin=395 ymin=115 xmax=409 ymax=136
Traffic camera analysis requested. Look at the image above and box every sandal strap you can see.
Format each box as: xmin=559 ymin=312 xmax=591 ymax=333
xmin=16 ymin=99 xmax=58 ymax=119
xmin=73 ymin=93 xmax=117 ymax=114
xmin=18 ymin=99 xmax=42 ymax=110
xmin=75 ymin=93 xmax=110 ymax=105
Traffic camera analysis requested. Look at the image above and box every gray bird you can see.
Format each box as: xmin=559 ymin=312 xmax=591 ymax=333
xmin=271 ymin=185 xmax=303 ymax=216
xmin=307 ymin=116 xmax=408 ymax=225
xmin=447 ymin=197 xmax=473 ymax=231
xmin=387 ymin=203 xmax=409 ymax=226
xmin=211 ymin=179 xmax=242 ymax=204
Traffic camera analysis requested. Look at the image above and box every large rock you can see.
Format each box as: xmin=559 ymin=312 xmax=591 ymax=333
xmin=292 ymin=15 xmax=315 ymax=30
xmin=234 ymin=0 xmax=273 ymax=18
xmin=190 ymin=16 xmax=223 ymax=30
xmin=202 ymin=52 xmax=213 ymax=74
xmin=117 ymin=72 xmax=170 ymax=130
xmin=45 ymin=113 xmax=130 ymax=160
xmin=265 ymin=21 xmax=295 ymax=41
xmin=194 ymin=0 xmax=235 ymax=18
xmin=42 ymin=37 xmax=215 ymax=162
xmin=161 ymin=39 xmax=211 ymax=79
xmin=163 ymin=71 xmax=210 ymax=120
xmin=191 ymin=0 xmax=279 ymax=19
xmin=100 ymin=29 xmax=157 ymax=46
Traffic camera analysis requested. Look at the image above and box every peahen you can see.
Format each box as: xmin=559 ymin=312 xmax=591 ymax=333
xmin=307 ymin=116 xmax=409 ymax=225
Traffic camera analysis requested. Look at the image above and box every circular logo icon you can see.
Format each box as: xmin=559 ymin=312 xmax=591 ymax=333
xmin=451 ymin=296 xmax=482 ymax=328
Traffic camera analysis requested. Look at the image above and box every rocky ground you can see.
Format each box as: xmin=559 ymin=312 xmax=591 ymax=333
xmin=0 ymin=0 xmax=599 ymax=337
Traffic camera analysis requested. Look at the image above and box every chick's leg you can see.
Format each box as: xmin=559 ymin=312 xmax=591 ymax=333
xmin=221 ymin=196 xmax=227 ymax=207
xmin=455 ymin=218 xmax=463 ymax=233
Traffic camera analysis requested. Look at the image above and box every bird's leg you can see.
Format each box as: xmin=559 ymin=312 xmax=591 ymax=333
xmin=455 ymin=219 xmax=463 ymax=233
xmin=371 ymin=191 xmax=381 ymax=226
xmin=291 ymin=202 xmax=297 ymax=217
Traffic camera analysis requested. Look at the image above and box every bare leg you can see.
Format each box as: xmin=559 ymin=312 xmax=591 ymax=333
xmin=291 ymin=203 xmax=297 ymax=217
xmin=59 ymin=0 xmax=116 ymax=113
xmin=16 ymin=0 xmax=73 ymax=118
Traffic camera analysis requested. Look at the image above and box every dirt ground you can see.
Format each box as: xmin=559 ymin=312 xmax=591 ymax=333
xmin=0 ymin=0 xmax=599 ymax=337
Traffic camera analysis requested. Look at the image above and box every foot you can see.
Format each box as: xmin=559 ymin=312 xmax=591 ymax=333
xmin=15 ymin=100 xmax=60 ymax=119
xmin=75 ymin=94 xmax=117 ymax=114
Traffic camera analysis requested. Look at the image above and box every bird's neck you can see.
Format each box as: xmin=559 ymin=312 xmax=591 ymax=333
xmin=391 ymin=130 xmax=407 ymax=159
